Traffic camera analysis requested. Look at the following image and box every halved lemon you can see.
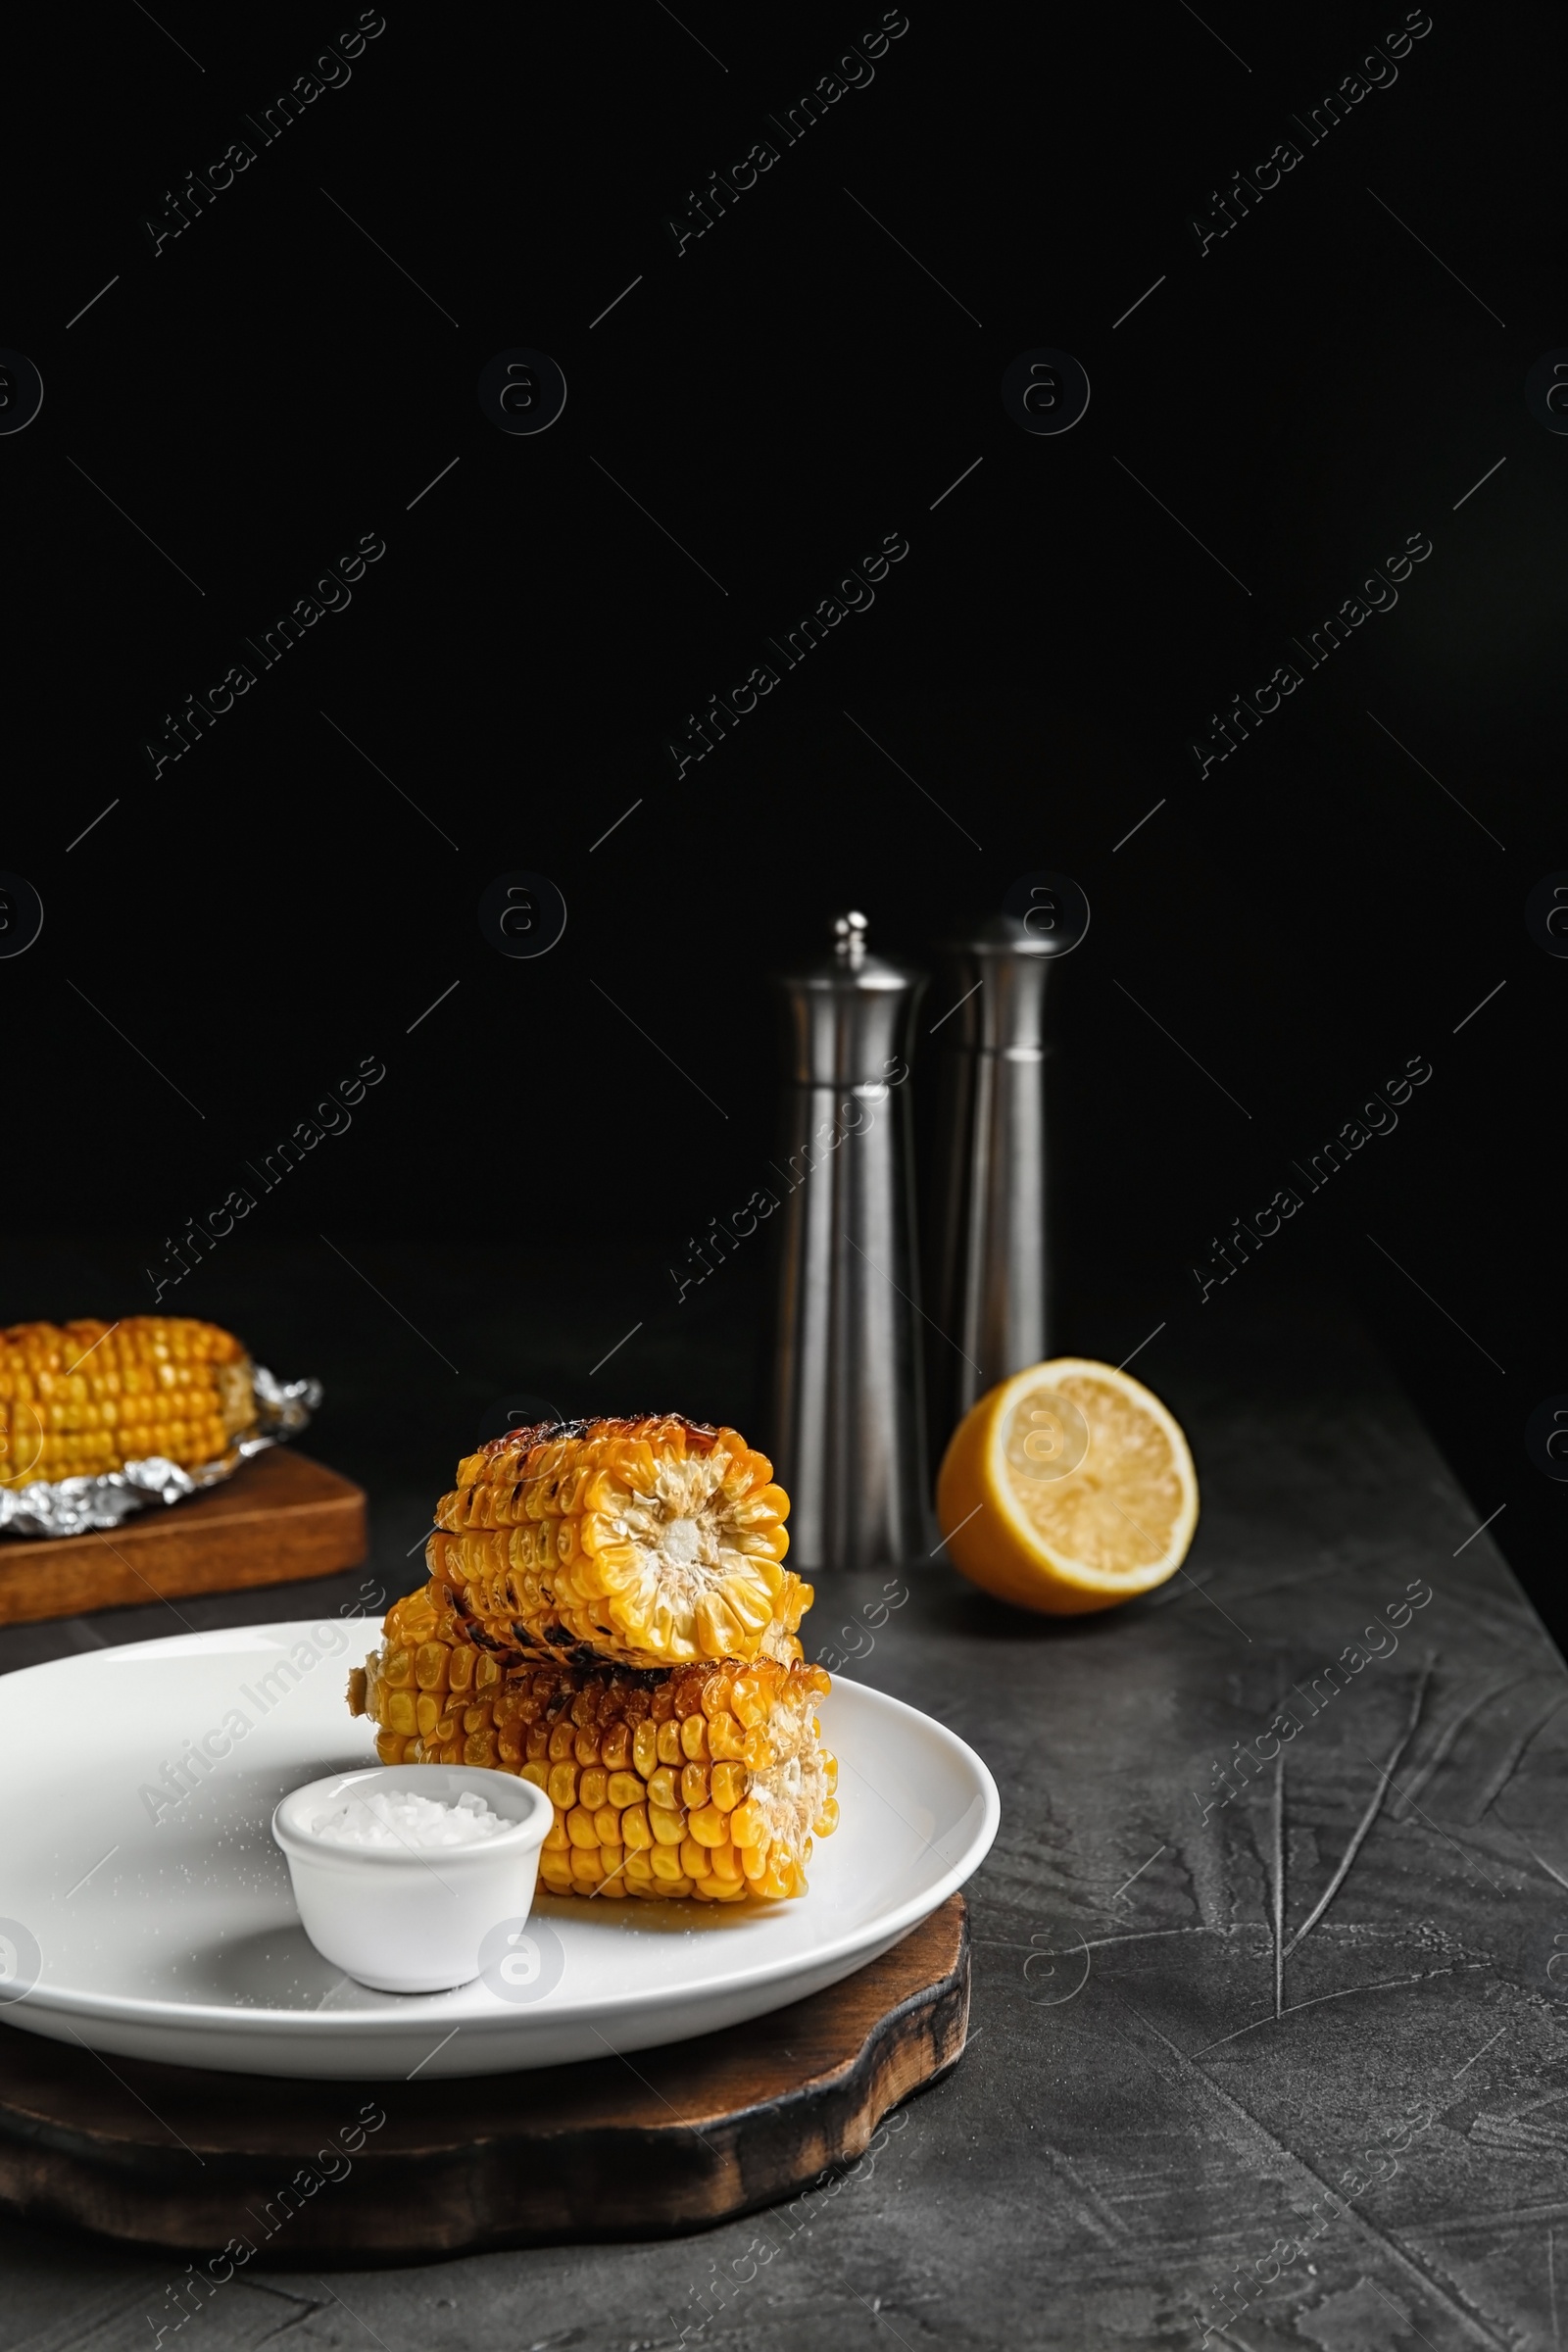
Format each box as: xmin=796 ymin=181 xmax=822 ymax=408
xmin=936 ymin=1358 xmax=1199 ymax=1615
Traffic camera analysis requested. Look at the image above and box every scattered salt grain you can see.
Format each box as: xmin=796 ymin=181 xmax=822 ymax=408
xmin=309 ymin=1788 xmax=509 ymax=1849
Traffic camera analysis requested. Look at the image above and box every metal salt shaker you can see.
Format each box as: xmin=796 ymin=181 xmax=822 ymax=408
xmin=924 ymin=911 xmax=1064 ymax=1457
xmin=766 ymin=911 xmax=930 ymax=1569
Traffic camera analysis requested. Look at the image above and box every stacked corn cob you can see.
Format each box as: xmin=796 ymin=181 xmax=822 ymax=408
xmin=350 ymin=1415 xmax=839 ymax=1903
xmin=0 ymin=1317 xmax=256 ymax=1489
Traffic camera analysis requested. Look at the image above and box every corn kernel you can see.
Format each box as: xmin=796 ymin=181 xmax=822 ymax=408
xmin=710 ymin=1760 xmax=747 ymax=1812
xmin=681 ymin=1762 xmax=710 ymax=1809
xmin=548 ymin=1762 xmax=577 ymax=1808
xmin=648 ymin=1805 xmax=685 ymax=1846
xmin=708 ymin=1711 xmax=747 ymax=1759
xmin=621 ymin=1802 xmax=653 ymax=1850
xmin=680 ymin=1837 xmax=708 ymax=1878
xmin=632 ymin=1721 xmax=660 ymax=1780
xmin=579 ymin=1766 xmax=609 ymax=1810
xmin=565 ymin=1806 xmax=599 ymax=1850
xmin=680 ymin=1714 xmax=710 ymax=1762
xmin=688 ymin=1805 xmax=727 ymax=1847
xmin=593 ymin=1804 xmax=622 ymax=1845
xmin=650 ymin=1845 xmax=686 ymax=1883
xmin=657 ymin=1721 xmax=683 ymax=1767
xmin=647 ymin=1766 xmax=679 ymax=1812
xmin=607 ymin=1771 xmax=645 ymax=1808
xmin=710 ymin=1841 xmax=743 ymax=1881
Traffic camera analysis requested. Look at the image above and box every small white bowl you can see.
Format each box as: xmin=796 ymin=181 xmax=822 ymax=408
xmin=272 ymin=1764 xmax=554 ymax=1994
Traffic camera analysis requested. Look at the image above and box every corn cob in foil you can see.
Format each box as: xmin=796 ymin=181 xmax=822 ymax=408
xmin=0 ymin=1317 xmax=257 ymax=1489
xmin=349 ymin=1580 xmax=838 ymax=1903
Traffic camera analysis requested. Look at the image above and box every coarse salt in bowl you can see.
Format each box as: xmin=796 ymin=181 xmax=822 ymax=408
xmin=310 ymin=1787 xmax=510 ymax=1849
xmin=272 ymin=1764 xmax=554 ymax=1994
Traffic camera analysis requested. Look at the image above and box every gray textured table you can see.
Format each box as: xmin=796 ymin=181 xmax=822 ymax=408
xmin=3 ymin=1279 xmax=1565 ymax=2352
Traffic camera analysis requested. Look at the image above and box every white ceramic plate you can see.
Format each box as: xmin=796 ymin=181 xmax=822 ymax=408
xmin=0 ymin=1621 xmax=998 ymax=2079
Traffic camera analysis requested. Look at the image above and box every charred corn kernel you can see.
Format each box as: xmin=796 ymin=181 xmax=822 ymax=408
xmin=348 ymin=1634 xmax=836 ymax=1905
xmin=0 ymin=1316 xmax=257 ymax=1489
xmin=428 ymin=1414 xmax=810 ymax=1669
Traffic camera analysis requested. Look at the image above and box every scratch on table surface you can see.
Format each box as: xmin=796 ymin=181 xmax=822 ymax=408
xmin=1388 ymin=1671 xmax=1531 ymax=1819
xmin=1284 ymin=1657 xmax=1433 ymax=1960
xmin=1116 ymin=1992 xmax=1518 ymax=2352
xmin=1509 ymin=1835 xmax=1568 ymax=1896
xmin=1465 ymin=1689 xmax=1568 ymax=1823
xmin=1549 ymin=2223 xmax=1560 ymax=2350
xmin=1269 ymin=1746 xmax=1285 ymax=2019
xmin=1187 ymin=1966 xmax=1454 ymax=2058
xmin=1470 ymin=2085 xmax=1568 ymax=2156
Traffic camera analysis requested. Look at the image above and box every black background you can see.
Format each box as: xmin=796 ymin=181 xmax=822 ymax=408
xmin=2 ymin=3 xmax=1563 ymax=1633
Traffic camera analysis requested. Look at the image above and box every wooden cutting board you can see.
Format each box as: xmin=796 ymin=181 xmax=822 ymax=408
xmin=0 ymin=1448 xmax=367 ymax=1625
xmin=0 ymin=1896 xmax=968 ymax=2258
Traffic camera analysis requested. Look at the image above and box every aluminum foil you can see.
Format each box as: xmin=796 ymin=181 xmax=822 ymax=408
xmin=0 ymin=1366 xmax=323 ymax=1540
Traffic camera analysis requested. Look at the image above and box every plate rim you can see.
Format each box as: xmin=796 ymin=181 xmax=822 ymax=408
xmin=2 ymin=1623 xmax=1000 ymax=2043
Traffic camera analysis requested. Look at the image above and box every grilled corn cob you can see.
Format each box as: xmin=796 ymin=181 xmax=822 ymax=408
xmin=0 ymin=1317 xmax=255 ymax=1489
xmin=349 ymin=1581 xmax=839 ymax=1903
xmin=430 ymin=1414 xmax=808 ymax=1670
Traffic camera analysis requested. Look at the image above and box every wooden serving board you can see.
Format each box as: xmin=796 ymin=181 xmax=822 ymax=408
xmin=0 ymin=1896 xmax=968 ymax=2259
xmin=0 ymin=1448 xmax=367 ymax=1626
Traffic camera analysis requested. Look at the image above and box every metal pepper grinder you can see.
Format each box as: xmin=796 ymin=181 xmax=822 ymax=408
xmin=924 ymin=911 xmax=1064 ymax=1459
xmin=767 ymin=911 xmax=930 ymax=1569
